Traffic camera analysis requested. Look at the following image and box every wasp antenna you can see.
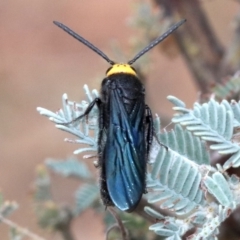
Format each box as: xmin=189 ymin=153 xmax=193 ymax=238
xmin=128 ymin=19 xmax=186 ymax=65
xmin=53 ymin=21 xmax=115 ymax=65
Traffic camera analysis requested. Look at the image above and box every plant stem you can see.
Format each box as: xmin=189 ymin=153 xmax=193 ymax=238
xmin=0 ymin=215 xmax=46 ymax=240
xmin=107 ymin=207 xmax=129 ymax=240
xmin=154 ymin=0 xmax=226 ymax=93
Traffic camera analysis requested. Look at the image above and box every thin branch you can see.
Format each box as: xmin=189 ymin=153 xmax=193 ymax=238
xmin=221 ymin=10 xmax=240 ymax=75
xmin=107 ymin=207 xmax=129 ymax=240
xmin=154 ymin=0 xmax=226 ymax=94
xmin=58 ymin=227 xmax=75 ymax=240
xmin=0 ymin=215 xmax=46 ymax=240
xmin=105 ymin=223 xmax=119 ymax=240
xmin=55 ymin=208 xmax=75 ymax=240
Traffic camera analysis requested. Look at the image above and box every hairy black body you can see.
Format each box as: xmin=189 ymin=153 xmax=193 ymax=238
xmin=81 ymin=74 xmax=153 ymax=211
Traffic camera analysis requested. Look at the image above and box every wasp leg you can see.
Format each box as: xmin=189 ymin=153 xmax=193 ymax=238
xmin=75 ymin=97 xmax=101 ymax=121
xmin=62 ymin=98 xmax=102 ymax=125
xmin=96 ymin=103 xmax=104 ymax=168
xmin=81 ymin=98 xmax=103 ymax=167
xmin=145 ymin=105 xmax=154 ymax=156
xmin=143 ymin=105 xmax=154 ymax=194
xmin=145 ymin=106 xmax=168 ymax=151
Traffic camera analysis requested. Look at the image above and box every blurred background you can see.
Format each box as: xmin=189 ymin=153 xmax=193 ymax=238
xmin=0 ymin=0 xmax=240 ymax=239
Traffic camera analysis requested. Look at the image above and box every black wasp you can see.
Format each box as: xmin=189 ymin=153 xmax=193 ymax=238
xmin=53 ymin=19 xmax=186 ymax=212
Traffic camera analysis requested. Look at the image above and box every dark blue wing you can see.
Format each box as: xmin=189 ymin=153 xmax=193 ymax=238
xmin=104 ymin=88 xmax=146 ymax=211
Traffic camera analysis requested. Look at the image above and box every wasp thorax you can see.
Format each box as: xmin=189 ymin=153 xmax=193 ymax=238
xmin=106 ymin=63 xmax=137 ymax=77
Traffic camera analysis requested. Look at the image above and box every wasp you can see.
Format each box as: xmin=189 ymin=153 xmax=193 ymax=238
xmin=53 ymin=19 xmax=186 ymax=212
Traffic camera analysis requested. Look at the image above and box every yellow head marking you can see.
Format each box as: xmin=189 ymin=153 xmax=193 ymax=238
xmin=106 ymin=64 xmax=137 ymax=77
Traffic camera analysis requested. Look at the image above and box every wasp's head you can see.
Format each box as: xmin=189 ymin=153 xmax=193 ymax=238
xmin=106 ymin=64 xmax=137 ymax=77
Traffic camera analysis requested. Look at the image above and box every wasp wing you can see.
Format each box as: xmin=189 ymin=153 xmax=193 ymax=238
xmin=104 ymin=88 xmax=146 ymax=212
